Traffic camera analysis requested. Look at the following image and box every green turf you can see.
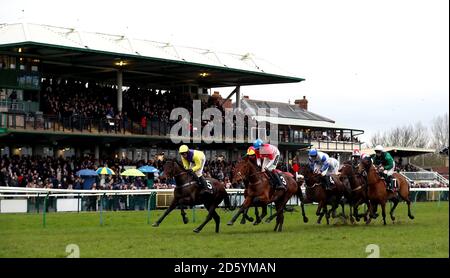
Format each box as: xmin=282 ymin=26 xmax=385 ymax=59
xmin=0 ymin=202 xmax=448 ymax=258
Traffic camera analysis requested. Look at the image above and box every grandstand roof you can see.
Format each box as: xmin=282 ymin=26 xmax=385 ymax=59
xmin=0 ymin=22 xmax=304 ymax=87
xmin=362 ymin=146 xmax=436 ymax=157
xmin=241 ymin=98 xmax=363 ymax=131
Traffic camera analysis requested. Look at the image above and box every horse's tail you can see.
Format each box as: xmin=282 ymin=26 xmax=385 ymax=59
xmin=223 ymin=192 xmax=236 ymax=211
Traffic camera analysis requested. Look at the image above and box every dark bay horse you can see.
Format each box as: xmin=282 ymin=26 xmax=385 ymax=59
xmin=358 ymin=158 xmax=414 ymax=225
xmin=152 ymin=160 xmax=232 ymax=233
xmin=228 ymin=159 xmax=308 ymax=232
xmin=339 ymin=162 xmax=370 ymax=224
xmin=299 ymin=164 xmax=347 ymax=224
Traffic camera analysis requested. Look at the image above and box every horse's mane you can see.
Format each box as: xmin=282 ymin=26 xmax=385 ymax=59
xmin=342 ymin=160 xmax=352 ymax=166
xmin=167 ymin=158 xmax=186 ymax=172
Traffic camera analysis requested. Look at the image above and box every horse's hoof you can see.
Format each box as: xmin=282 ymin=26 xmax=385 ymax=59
xmin=183 ymin=218 xmax=189 ymax=224
xmin=152 ymin=223 xmax=159 ymax=227
xmin=193 ymin=228 xmax=201 ymax=233
xmin=303 ymin=217 xmax=309 ymax=223
xmin=409 ymin=215 xmax=415 ymax=220
xmin=240 ymin=220 xmax=246 ymax=225
xmin=253 ymin=221 xmax=260 ymax=226
xmin=227 ymin=222 xmax=234 ymax=226
xmin=247 ymin=217 xmax=254 ymax=222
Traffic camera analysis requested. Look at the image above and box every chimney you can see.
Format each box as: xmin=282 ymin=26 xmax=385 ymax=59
xmin=294 ymin=96 xmax=308 ymax=110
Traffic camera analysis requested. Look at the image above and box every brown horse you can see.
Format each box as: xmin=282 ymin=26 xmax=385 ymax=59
xmin=228 ymin=159 xmax=308 ymax=231
xmin=339 ymin=162 xmax=370 ymax=224
xmin=152 ymin=159 xmax=233 ymax=233
xmin=299 ymin=164 xmax=347 ymax=224
xmin=358 ymin=158 xmax=414 ymax=225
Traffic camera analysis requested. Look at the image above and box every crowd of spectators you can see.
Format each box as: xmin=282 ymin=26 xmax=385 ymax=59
xmin=0 ymin=154 xmax=239 ymax=190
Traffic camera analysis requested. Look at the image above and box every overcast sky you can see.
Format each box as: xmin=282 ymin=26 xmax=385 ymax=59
xmin=1 ymin=0 xmax=448 ymax=144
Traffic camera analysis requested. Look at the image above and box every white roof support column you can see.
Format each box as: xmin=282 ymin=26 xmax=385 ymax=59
xmin=117 ymin=70 xmax=123 ymax=112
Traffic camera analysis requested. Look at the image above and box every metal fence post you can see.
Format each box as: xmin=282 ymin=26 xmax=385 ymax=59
xmin=43 ymin=193 xmax=49 ymax=228
xmin=99 ymin=194 xmax=105 ymax=226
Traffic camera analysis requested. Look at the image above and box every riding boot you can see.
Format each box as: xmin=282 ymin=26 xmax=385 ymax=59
xmin=273 ymin=171 xmax=286 ymax=190
xmin=198 ymin=176 xmax=212 ymax=194
xmin=265 ymin=170 xmax=275 ymax=188
xmin=385 ymin=175 xmax=393 ymax=192
xmin=324 ymin=176 xmax=333 ymax=191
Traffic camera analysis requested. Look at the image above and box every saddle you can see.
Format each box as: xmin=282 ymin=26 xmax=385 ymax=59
xmin=273 ymin=169 xmax=294 ymax=178
xmin=265 ymin=170 xmax=288 ymax=189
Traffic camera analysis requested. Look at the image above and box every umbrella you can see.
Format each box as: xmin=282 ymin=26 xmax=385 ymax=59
xmin=138 ymin=166 xmax=160 ymax=173
xmin=76 ymin=169 xmax=98 ymax=177
xmin=120 ymin=169 xmax=145 ymax=177
xmin=96 ymin=167 xmax=116 ymax=175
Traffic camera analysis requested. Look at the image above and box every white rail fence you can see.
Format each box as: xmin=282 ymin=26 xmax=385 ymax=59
xmin=0 ymin=186 xmax=448 ymax=214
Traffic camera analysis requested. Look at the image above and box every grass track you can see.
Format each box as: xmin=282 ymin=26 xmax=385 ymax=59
xmin=0 ymin=202 xmax=448 ymax=258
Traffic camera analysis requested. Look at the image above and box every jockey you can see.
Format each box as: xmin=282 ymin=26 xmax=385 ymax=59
xmin=308 ymin=148 xmax=340 ymax=190
xmin=351 ymin=149 xmax=362 ymax=169
xmin=178 ymin=145 xmax=211 ymax=193
xmin=371 ymin=145 xmax=395 ymax=191
xmin=253 ymin=139 xmax=285 ymax=190
xmin=245 ymin=146 xmax=258 ymax=165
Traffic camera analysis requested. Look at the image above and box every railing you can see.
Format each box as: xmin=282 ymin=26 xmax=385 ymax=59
xmin=2 ymin=112 xmax=363 ymax=148
xmin=0 ymin=112 xmax=172 ymax=136
xmin=401 ymin=171 xmax=440 ymax=181
xmin=0 ymin=100 xmax=39 ymax=113
xmin=436 ymin=172 xmax=449 ymax=186
xmin=313 ymin=140 xmax=362 ymax=151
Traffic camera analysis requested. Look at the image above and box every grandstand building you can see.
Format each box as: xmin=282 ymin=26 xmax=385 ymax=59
xmin=0 ymin=22 xmax=363 ymax=166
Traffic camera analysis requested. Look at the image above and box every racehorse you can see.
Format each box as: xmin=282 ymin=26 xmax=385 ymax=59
xmin=228 ymin=159 xmax=308 ymax=232
xmin=299 ymin=164 xmax=347 ymax=224
xmin=152 ymin=159 xmax=233 ymax=233
xmin=339 ymin=162 xmax=370 ymax=224
xmin=357 ymin=158 xmax=414 ymax=225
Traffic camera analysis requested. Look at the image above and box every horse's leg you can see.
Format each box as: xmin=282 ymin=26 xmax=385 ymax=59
xmin=316 ymin=202 xmax=324 ymax=224
xmin=245 ymin=208 xmax=255 ymax=222
xmin=370 ymin=202 xmax=378 ymax=219
xmin=240 ymin=207 xmax=249 ymax=225
xmin=211 ymin=209 xmax=221 ymax=233
xmin=406 ymin=198 xmax=415 ymax=220
xmin=193 ymin=204 xmax=215 ymax=233
xmin=340 ymin=198 xmax=347 ymax=219
xmin=381 ymin=201 xmax=387 ymax=225
xmin=349 ymin=202 xmax=355 ymax=224
xmin=265 ymin=207 xmax=278 ymax=223
xmin=254 ymin=207 xmax=264 ymax=225
xmin=400 ymin=189 xmax=415 ymax=220
xmin=180 ymin=206 xmax=189 ymax=224
xmin=329 ymin=197 xmax=340 ymax=219
xmin=323 ymin=203 xmax=330 ymax=225
xmin=365 ymin=201 xmax=372 ymax=225
xmin=297 ymin=189 xmax=309 ymax=223
xmin=274 ymin=202 xmax=285 ymax=232
xmin=353 ymin=198 xmax=364 ymax=221
xmin=227 ymin=198 xmax=252 ymax=226
xmin=254 ymin=207 xmax=261 ymax=223
xmin=260 ymin=205 xmax=268 ymax=222
xmin=152 ymin=199 xmax=177 ymax=227
xmin=389 ymin=197 xmax=399 ymax=223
